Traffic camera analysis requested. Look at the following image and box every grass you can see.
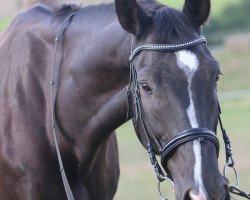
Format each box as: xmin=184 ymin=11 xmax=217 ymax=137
xmin=114 ymin=48 xmax=250 ymax=200
xmin=216 ymin=49 xmax=250 ymax=92
xmin=218 ymin=99 xmax=250 ymax=192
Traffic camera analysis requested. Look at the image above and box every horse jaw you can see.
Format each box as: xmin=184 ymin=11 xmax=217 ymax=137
xmin=189 ymin=188 xmax=207 ymax=200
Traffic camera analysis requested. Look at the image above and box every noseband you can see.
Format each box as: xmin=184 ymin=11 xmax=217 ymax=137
xmin=161 ymin=128 xmax=219 ymax=167
xmin=127 ymin=36 xmax=220 ymax=180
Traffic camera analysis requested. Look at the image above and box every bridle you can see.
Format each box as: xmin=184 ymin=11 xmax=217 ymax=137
xmin=127 ymin=36 xmax=250 ymax=199
xmin=50 ymin=12 xmax=249 ymax=200
xmin=127 ymin=36 xmax=220 ymax=180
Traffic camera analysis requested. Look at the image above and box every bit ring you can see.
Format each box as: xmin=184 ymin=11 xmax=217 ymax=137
xmin=223 ymin=163 xmax=239 ymax=188
xmin=158 ymin=176 xmax=174 ymax=200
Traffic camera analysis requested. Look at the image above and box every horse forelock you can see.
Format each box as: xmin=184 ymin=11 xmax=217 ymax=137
xmin=131 ymin=1 xmax=198 ymax=43
xmin=151 ymin=7 xmax=195 ymax=42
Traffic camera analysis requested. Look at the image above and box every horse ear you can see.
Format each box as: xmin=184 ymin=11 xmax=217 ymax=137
xmin=182 ymin=0 xmax=211 ymax=25
xmin=115 ymin=0 xmax=150 ymax=36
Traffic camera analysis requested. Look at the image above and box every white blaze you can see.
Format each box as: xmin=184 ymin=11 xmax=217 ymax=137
xmin=176 ymin=50 xmax=207 ymax=199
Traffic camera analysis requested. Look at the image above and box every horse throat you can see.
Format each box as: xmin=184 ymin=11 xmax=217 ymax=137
xmin=54 ymin=30 xmax=131 ymax=151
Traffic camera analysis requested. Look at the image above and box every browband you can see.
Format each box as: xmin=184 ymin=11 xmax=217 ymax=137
xmin=129 ymin=36 xmax=207 ymax=62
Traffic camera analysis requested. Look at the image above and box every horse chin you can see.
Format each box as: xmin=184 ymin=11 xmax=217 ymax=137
xmin=163 ymin=160 xmax=230 ymax=200
xmin=188 ymin=189 xmax=207 ymax=200
xmin=171 ymin=178 xmax=230 ymax=200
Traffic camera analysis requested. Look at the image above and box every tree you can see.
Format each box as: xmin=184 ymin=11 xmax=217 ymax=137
xmin=204 ymin=0 xmax=250 ymax=45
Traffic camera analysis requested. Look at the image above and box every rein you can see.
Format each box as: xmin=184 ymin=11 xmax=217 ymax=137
xmin=50 ymin=12 xmax=77 ymax=200
xmin=128 ymin=36 xmax=250 ymax=199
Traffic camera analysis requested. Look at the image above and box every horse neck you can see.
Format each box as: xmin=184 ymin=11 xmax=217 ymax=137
xmin=55 ymin=13 xmax=131 ymax=145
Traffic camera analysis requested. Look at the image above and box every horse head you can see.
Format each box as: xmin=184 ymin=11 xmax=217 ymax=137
xmin=115 ymin=0 xmax=229 ymax=199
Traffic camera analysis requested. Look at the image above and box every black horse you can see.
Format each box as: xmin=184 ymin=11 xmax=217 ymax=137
xmin=0 ymin=0 xmax=230 ymax=199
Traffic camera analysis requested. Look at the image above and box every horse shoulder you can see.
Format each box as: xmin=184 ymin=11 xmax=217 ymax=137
xmin=0 ymin=4 xmax=54 ymax=144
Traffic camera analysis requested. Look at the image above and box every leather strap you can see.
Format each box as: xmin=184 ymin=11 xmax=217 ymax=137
xmin=129 ymin=36 xmax=206 ymax=61
xmin=50 ymin=12 xmax=77 ymax=200
xmin=160 ymin=128 xmax=220 ymax=167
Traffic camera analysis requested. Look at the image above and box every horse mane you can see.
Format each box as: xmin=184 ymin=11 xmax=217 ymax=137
xmin=54 ymin=4 xmax=80 ymax=17
xmin=52 ymin=0 xmax=193 ymax=42
xmin=139 ymin=0 xmax=165 ymax=16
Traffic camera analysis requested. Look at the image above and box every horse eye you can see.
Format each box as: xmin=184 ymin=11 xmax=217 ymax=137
xmin=215 ymin=75 xmax=220 ymax=83
xmin=141 ymin=83 xmax=152 ymax=94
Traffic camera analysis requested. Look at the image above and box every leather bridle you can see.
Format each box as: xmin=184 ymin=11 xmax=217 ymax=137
xmin=127 ymin=36 xmax=220 ymax=180
xmin=127 ymin=36 xmax=250 ymax=199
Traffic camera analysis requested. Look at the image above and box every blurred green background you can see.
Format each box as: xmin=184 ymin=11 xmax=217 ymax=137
xmin=0 ymin=0 xmax=249 ymax=199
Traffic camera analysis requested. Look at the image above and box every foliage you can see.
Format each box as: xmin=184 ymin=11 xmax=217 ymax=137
xmin=160 ymin=0 xmax=250 ymax=45
xmin=204 ymin=0 xmax=250 ymax=45
xmin=159 ymin=0 xmax=244 ymax=17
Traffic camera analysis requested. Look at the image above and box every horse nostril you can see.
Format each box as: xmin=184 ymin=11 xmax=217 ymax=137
xmin=188 ymin=190 xmax=207 ymax=200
